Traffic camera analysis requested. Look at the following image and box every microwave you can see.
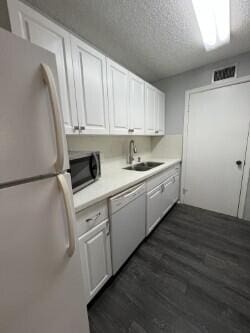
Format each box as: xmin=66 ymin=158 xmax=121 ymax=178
xmin=68 ymin=151 xmax=101 ymax=193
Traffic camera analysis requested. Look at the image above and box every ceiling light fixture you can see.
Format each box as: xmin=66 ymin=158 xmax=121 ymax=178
xmin=192 ymin=0 xmax=230 ymax=51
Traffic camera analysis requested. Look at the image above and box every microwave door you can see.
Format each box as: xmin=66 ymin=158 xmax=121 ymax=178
xmin=70 ymin=155 xmax=91 ymax=192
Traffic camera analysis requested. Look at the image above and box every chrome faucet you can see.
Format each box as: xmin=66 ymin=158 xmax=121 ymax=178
xmin=128 ymin=140 xmax=137 ymax=164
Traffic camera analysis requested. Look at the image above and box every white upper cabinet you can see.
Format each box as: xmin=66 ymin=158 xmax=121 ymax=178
xmin=7 ymin=0 xmax=165 ymax=137
xmin=129 ymin=73 xmax=145 ymax=135
xmin=71 ymin=36 xmax=109 ymax=135
xmin=156 ymin=90 xmax=165 ymax=135
xmin=145 ymin=83 xmax=156 ymax=135
xmin=7 ymin=0 xmax=78 ymax=134
xmin=107 ymin=59 xmax=129 ymax=135
xmin=145 ymin=83 xmax=165 ymax=136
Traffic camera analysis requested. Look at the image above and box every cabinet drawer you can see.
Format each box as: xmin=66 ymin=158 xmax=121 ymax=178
xmin=147 ymin=164 xmax=180 ymax=192
xmin=76 ymin=200 xmax=108 ymax=236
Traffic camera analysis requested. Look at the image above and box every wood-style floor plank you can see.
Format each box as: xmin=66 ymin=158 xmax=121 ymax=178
xmin=88 ymin=204 xmax=250 ymax=333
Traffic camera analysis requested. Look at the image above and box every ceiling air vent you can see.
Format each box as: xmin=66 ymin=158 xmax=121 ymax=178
xmin=212 ymin=65 xmax=237 ymax=83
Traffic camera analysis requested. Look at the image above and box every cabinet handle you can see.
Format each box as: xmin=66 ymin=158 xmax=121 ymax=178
xmin=41 ymin=63 xmax=65 ymax=172
xmin=74 ymin=125 xmax=80 ymax=131
xmin=80 ymin=126 xmax=85 ymax=131
xmin=86 ymin=212 xmax=101 ymax=223
xmin=155 ymin=130 xmax=159 ymax=134
xmin=128 ymin=128 xmax=134 ymax=133
xmin=57 ymin=174 xmax=76 ymax=257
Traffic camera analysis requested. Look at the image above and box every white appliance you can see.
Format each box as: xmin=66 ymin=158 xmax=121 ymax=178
xmin=0 ymin=28 xmax=90 ymax=333
xmin=109 ymin=183 xmax=146 ymax=274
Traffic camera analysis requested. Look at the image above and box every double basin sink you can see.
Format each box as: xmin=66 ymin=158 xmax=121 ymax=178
xmin=124 ymin=161 xmax=163 ymax=172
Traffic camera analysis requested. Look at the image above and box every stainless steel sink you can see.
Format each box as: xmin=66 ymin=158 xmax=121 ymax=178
xmin=123 ymin=161 xmax=164 ymax=171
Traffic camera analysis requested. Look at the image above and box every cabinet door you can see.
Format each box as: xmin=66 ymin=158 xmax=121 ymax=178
xmin=162 ymin=178 xmax=174 ymax=216
xmin=162 ymin=175 xmax=180 ymax=215
xmin=156 ymin=90 xmax=165 ymax=135
xmin=146 ymin=185 xmax=163 ymax=235
xmin=129 ymin=73 xmax=145 ymax=135
xmin=78 ymin=219 xmax=112 ymax=303
xmin=71 ymin=36 xmax=109 ymax=135
xmin=107 ymin=59 xmax=129 ymax=135
xmin=7 ymin=0 xmax=78 ymax=134
xmin=145 ymin=83 xmax=156 ymax=135
xmin=172 ymin=174 xmax=180 ymax=204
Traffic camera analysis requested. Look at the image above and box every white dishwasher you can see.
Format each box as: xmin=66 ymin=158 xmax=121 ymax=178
xmin=109 ymin=182 xmax=146 ymax=274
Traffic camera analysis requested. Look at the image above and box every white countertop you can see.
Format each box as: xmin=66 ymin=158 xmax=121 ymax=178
xmin=73 ymin=158 xmax=181 ymax=213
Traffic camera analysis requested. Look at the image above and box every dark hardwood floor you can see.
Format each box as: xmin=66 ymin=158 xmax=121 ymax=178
xmin=88 ymin=204 xmax=250 ymax=333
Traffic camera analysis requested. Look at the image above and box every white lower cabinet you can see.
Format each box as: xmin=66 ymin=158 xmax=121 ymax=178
xmin=161 ymin=174 xmax=180 ymax=215
xmin=147 ymin=185 xmax=163 ymax=234
xmin=146 ymin=167 xmax=180 ymax=235
xmin=78 ymin=219 xmax=112 ymax=303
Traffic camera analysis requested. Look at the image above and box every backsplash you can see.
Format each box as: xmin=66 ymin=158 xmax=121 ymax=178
xmin=67 ymin=135 xmax=152 ymax=166
xmin=151 ymin=135 xmax=183 ymax=159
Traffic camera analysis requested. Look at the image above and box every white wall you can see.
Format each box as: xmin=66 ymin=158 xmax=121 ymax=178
xmin=154 ymin=51 xmax=250 ymax=135
xmin=154 ymin=52 xmax=250 ymax=220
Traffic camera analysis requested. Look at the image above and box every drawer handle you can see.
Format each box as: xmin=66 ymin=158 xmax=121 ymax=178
xmin=86 ymin=212 xmax=101 ymax=223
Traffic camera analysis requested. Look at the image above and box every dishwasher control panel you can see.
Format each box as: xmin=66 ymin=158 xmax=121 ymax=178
xmin=109 ymin=182 xmax=146 ymax=215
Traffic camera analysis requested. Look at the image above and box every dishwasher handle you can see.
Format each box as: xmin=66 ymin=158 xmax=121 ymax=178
xmin=110 ymin=182 xmax=146 ymax=214
xmin=124 ymin=183 xmax=145 ymax=199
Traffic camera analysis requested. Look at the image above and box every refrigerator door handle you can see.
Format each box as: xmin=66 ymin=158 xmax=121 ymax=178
xmin=57 ymin=174 xmax=76 ymax=257
xmin=41 ymin=63 xmax=64 ymax=172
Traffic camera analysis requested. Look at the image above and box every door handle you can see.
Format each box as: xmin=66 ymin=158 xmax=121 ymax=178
xmin=236 ymin=160 xmax=242 ymax=167
xmin=57 ymin=174 xmax=76 ymax=257
xmin=41 ymin=63 xmax=65 ymax=172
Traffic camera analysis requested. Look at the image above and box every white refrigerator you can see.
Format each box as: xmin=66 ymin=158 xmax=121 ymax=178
xmin=0 ymin=28 xmax=90 ymax=333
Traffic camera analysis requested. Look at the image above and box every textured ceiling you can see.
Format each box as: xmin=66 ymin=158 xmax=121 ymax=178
xmin=25 ymin=0 xmax=250 ymax=82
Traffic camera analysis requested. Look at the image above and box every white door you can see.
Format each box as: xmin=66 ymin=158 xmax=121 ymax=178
xmin=107 ymin=59 xmax=129 ymax=135
xmin=183 ymin=83 xmax=250 ymax=216
xmin=79 ymin=220 xmax=112 ymax=303
xmin=0 ymin=28 xmax=68 ymax=185
xmin=145 ymin=83 xmax=156 ymax=135
xmin=129 ymin=73 xmax=145 ymax=135
xmin=146 ymin=185 xmax=163 ymax=235
xmin=156 ymin=90 xmax=165 ymax=135
xmin=71 ymin=36 xmax=109 ymax=135
xmin=0 ymin=174 xmax=90 ymax=333
xmin=7 ymin=0 xmax=78 ymax=134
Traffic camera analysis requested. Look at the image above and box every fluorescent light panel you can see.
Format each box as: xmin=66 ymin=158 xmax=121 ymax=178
xmin=192 ymin=0 xmax=230 ymax=51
